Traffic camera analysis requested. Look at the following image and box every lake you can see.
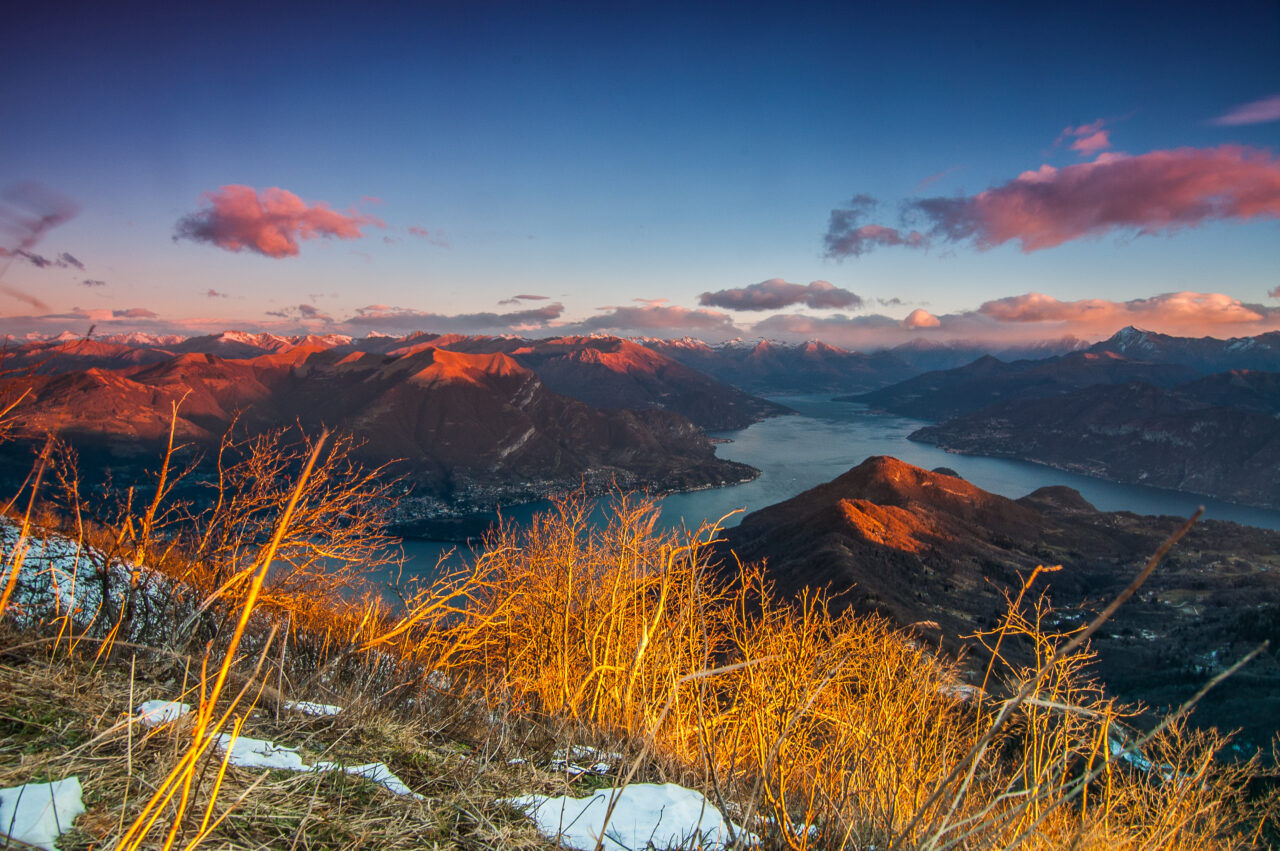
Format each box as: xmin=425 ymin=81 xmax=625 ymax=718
xmin=393 ymin=395 xmax=1280 ymax=579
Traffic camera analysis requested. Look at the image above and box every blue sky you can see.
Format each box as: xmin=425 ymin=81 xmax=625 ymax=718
xmin=2 ymin=0 xmax=1278 ymax=346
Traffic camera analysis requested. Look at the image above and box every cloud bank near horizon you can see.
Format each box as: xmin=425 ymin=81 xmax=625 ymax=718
xmin=174 ymin=185 xmax=384 ymax=258
xmin=6 ymin=290 xmax=1280 ymax=351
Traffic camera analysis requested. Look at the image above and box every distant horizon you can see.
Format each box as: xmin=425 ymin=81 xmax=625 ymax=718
xmin=3 ymin=319 xmax=1264 ymax=355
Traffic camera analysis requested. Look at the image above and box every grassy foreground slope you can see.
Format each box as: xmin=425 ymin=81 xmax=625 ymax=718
xmin=2 ymin=425 xmax=1277 ymax=849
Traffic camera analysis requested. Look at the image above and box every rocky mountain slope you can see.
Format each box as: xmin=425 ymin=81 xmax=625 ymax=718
xmin=910 ymin=373 xmax=1280 ymax=508
xmin=1089 ymin=325 xmax=1280 ymax=373
xmin=639 ymin=338 xmax=917 ymax=394
xmin=5 ymin=332 xmax=784 ymax=431
xmin=1 ymin=345 xmax=757 ymax=521
xmin=848 ymin=350 xmax=1198 ymax=420
xmin=717 ymin=456 xmax=1280 ymax=745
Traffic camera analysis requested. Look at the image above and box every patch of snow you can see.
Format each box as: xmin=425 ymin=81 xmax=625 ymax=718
xmin=134 ymin=700 xmax=191 ymax=727
xmin=1109 ymin=738 xmax=1175 ymax=780
xmin=507 ymin=782 xmax=756 ymax=850
xmin=549 ymin=745 xmax=623 ymax=776
xmin=284 ymin=700 xmax=342 ymax=717
xmin=215 ymin=734 xmax=310 ymax=772
xmin=0 ymin=777 xmax=85 ymax=851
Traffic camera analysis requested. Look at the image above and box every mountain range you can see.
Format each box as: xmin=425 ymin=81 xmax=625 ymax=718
xmin=847 ymin=327 xmax=1280 ymax=509
xmin=0 ymin=338 xmax=768 ymax=528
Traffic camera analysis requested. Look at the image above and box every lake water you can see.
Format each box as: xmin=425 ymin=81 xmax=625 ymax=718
xmin=394 ymin=395 xmax=1280 ymax=579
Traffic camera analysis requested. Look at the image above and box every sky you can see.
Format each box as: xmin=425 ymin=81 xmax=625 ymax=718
xmin=1 ymin=0 xmax=1278 ymax=349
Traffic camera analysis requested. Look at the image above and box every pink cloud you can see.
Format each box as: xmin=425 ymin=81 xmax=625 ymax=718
xmin=174 ymin=185 xmax=384 ymax=258
xmin=824 ymin=196 xmax=927 ymax=258
xmin=1211 ymin=94 xmax=1280 ymax=126
xmin=700 ymin=278 xmax=863 ymax=311
xmin=408 ymin=226 xmax=430 ymax=237
xmin=576 ymin=304 xmax=738 ymax=335
xmin=903 ymin=308 xmax=940 ymax=328
xmin=910 ymin=145 xmax=1280 ymax=253
xmin=113 ymin=308 xmax=158 ymax=319
xmin=977 ymin=291 xmax=1270 ymax=334
xmin=344 ymin=303 xmax=564 ymax=333
xmin=1070 ymin=130 xmax=1110 ymax=155
xmin=828 ymin=145 xmax=1280 ymax=258
xmin=1058 ymin=119 xmax=1112 ymax=156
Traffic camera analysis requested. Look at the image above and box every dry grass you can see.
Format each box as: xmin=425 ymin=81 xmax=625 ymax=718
xmin=2 ymin=412 xmax=1278 ymax=848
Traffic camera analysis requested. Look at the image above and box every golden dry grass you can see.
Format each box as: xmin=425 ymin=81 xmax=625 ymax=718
xmin=1 ymin=414 xmax=1277 ymax=849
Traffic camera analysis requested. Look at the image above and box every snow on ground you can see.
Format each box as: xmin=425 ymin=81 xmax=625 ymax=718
xmin=208 ymin=730 xmax=422 ymax=797
xmin=1 ymin=521 xmax=171 ymax=626
xmin=550 ymin=745 xmax=623 ymax=776
xmin=284 ymin=700 xmax=342 ymax=716
xmin=216 ymin=734 xmax=312 ymax=772
xmin=507 ymin=782 xmax=756 ymax=850
xmin=0 ymin=777 xmax=85 ymax=851
xmin=134 ymin=700 xmax=191 ymax=727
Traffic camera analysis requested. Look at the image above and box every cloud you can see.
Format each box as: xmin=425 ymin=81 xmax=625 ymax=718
xmin=0 ymin=182 xmax=78 ymax=311
xmin=1211 ymin=94 xmax=1280 ymax=126
xmin=0 ymin=182 xmax=78 ymax=257
xmin=824 ymin=196 xmax=926 ymax=258
xmin=903 ymin=308 xmax=941 ymax=328
xmin=744 ymin=290 xmax=1280 ymax=348
xmin=206 ymin=288 xmax=229 ymax=298
xmin=174 ymin=185 xmax=384 ymax=258
xmin=1270 ymin=285 xmax=1280 ymax=299
xmin=830 ymin=145 xmax=1280 ymax=258
xmin=15 ymin=250 xmax=52 ymax=268
xmin=266 ymin=303 xmax=333 ymax=323
xmin=112 ymin=308 xmax=157 ymax=319
xmin=81 ymin=278 xmax=106 ymax=287
xmin=343 ymin=302 xmax=564 ymax=333
xmin=1058 ymin=119 xmax=1111 ymax=156
xmin=12 ymin=250 xmax=87 ymax=270
xmin=976 ymin=291 xmax=1271 ymax=332
xmin=572 ymin=304 xmax=739 ymax=337
xmin=699 ymin=278 xmax=863 ymax=311
xmin=406 ymin=225 xmax=449 ymax=247
xmin=498 ymin=293 xmax=551 ymax=305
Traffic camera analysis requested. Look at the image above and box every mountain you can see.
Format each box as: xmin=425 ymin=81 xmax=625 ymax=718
xmin=848 ymin=351 xmax=1198 ymax=420
xmin=403 ymin=335 xmax=789 ymax=429
xmin=639 ymin=338 xmax=917 ymax=394
xmin=909 ymin=373 xmax=1280 ymax=508
xmin=2 ymin=338 xmax=178 ymax=374
xmin=1090 ymin=326 xmax=1280 ymax=373
xmin=2 ymin=346 xmax=757 ymax=523
xmin=888 ymin=335 xmax=1091 ymax=373
xmin=5 ymin=332 xmax=785 ymax=431
xmin=717 ymin=456 xmax=1280 ymax=744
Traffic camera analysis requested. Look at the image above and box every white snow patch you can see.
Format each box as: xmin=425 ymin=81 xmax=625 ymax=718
xmin=216 ymin=734 xmax=310 ymax=772
xmin=284 ymin=700 xmax=342 ymax=716
xmin=134 ymin=700 xmax=191 ymax=727
xmin=208 ymin=732 xmax=422 ymax=798
xmin=0 ymin=777 xmax=85 ymax=851
xmin=550 ymin=745 xmax=623 ymax=776
xmin=507 ymin=782 xmax=755 ymax=850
